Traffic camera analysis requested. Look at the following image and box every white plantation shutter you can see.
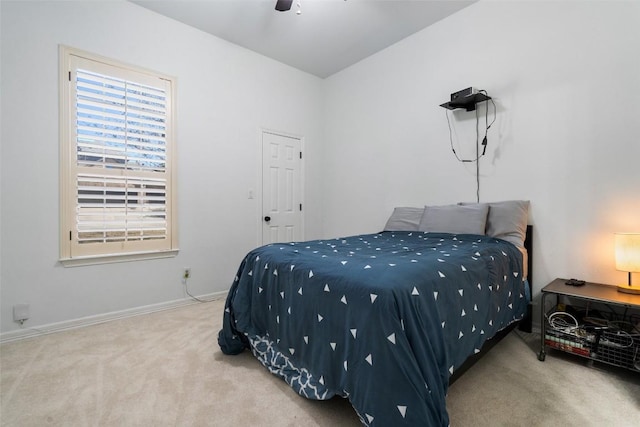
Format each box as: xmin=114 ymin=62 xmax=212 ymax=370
xmin=76 ymin=174 xmax=167 ymax=244
xmin=60 ymin=47 xmax=177 ymax=262
xmin=75 ymin=69 xmax=167 ymax=172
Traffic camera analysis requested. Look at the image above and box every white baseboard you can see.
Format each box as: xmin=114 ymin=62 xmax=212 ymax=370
xmin=0 ymin=291 xmax=228 ymax=344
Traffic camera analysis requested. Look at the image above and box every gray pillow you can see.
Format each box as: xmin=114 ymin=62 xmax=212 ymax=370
xmin=460 ymin=200 xmax=530 ymax=247
xmin=384 ymin=207 xmax=425 ymax=231
xmin=418 ymin=204 xmax=489 ymax=235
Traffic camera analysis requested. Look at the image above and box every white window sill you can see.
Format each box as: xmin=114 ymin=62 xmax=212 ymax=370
xmin=59 ymin=249 xmax=179 ymax=267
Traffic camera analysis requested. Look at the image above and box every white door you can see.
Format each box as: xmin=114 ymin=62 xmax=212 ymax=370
xmin=262 ymin=131 xmax=303 ymax=244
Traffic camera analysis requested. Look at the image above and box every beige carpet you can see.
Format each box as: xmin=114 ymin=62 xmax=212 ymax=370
xmin=1 ymin=297 xmax=639 ymax=426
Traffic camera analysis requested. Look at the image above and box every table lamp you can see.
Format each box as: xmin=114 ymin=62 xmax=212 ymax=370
xmin=615 ymin=233 xmax=640 ymax=294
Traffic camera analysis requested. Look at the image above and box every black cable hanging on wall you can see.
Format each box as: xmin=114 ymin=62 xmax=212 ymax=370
xmin=441 ymin=88 xmax=496 ymax=202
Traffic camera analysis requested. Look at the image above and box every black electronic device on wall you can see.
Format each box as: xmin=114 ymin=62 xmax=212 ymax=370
xmin=441 ymin=86 xmax=497 ymax=202
xmin=440 ymin=87 xmax=491 ymax=111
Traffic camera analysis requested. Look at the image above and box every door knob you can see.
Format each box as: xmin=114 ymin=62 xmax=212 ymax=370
xmin=264 ymin=216 xmax=271 ymax=222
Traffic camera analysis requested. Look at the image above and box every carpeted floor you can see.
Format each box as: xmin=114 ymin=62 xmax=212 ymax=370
xmin=1 ymin=297 xmax=639 ymax=426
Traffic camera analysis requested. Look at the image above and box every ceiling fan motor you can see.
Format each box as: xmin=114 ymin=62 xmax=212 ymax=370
xmin=275 ymin=0 xmax=293 ymax=12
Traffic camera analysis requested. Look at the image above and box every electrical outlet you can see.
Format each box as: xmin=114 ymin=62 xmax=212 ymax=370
xmin=13 ymin=304 xmax=29 ymax=324
xmin=183 ymin=268 xmax=191 ymax=280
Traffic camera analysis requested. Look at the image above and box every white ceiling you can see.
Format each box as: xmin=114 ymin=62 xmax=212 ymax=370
xmin=130 ymin=0 xmax=476 ymax=78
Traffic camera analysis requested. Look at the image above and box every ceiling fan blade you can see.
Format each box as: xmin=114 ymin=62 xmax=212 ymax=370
xmin=275 ymin=0 xmax=293 ymax=12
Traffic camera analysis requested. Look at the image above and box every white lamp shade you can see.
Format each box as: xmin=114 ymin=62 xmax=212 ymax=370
xmin=615 ymin=233 xmax=640 ymax=273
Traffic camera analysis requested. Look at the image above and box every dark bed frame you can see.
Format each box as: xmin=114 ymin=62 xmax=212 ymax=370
xmin=450 ymin=225 xmax=533 ymax=384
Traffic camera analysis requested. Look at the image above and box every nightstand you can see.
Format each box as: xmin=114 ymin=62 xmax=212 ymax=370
xmin=538 ymin=278 xmax=640 ymax=371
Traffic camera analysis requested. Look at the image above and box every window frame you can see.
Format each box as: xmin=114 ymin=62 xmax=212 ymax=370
xmin=59 ymin=46 xmax=178 ymax=266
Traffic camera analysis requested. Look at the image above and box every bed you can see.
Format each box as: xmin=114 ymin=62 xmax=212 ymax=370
xmin=218 ymin=201 xmax=532 ymax=426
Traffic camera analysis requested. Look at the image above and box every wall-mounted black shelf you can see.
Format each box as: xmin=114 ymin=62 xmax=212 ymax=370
xmin=440 ymin=93 xmax=491 ymax=112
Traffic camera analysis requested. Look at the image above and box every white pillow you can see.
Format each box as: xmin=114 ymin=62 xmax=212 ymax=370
xmin=418 ymin=204 xmax=489 ymax=235
xmin=460 ymin=200 xmax=530 ymax=247
xmin=384 ymin=207 xmax=425 ymax=231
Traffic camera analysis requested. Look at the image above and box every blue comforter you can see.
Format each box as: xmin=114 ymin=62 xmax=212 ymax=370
xmin=218 ymin=231 xmax=528 ymax=426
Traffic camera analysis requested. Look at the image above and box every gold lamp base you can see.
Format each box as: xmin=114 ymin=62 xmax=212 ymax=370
xmin=617 ymin=284 xmax=640 ymax=295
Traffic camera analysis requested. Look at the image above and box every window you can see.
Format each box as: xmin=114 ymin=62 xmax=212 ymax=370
xmin=60 ymin=46 xmax=177 ymax=265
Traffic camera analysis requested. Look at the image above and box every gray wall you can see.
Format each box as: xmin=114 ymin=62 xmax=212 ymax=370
xmin=322 ymin=1 xmax=640 ymax=299
xmin=0 ymin=0 xmax=324 ymax=336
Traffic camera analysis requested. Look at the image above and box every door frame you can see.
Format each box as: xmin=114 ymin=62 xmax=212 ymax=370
xmin=257 ymin=128 xmax=305 ymax=246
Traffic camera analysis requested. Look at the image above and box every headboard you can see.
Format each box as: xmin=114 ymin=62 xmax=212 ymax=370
xmin=519 ymin=225 xmax=533 ymax=332
xmin=525 ymin=225 xmax=533 ymax=286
